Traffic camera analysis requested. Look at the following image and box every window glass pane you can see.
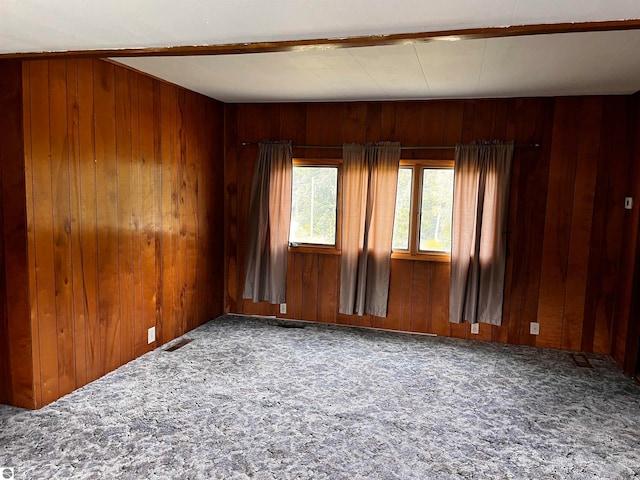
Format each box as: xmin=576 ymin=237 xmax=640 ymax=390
xmin=419 ymin=168 xmax=454 ymax=252
xmin=392 ymin=167 xmax=413 ymax=251
xmin=290 ymin=166 xmax=338 ymax=245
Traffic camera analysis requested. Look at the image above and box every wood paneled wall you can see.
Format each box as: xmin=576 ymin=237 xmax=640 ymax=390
xmin=0 ymin=60 xmax=33 ymax=407
xmin=0 ymin=58 xmax=224 ymax=408
xmin=620 ymin=93 xmax=640 ymax=374
xmin=224 ymin=98 xmax=637 ymax=365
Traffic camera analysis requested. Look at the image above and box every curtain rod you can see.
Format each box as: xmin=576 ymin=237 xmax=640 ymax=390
xmin=240 ymin=142 xmax=540 ymax=150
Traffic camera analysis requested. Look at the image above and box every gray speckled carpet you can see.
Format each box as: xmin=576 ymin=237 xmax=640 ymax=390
xmin=1 ymin=315 xmax=639 ymax=479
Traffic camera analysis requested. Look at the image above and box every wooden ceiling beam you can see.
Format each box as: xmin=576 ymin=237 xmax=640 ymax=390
xmin=2 ymin=19 xmax=640 ymax=60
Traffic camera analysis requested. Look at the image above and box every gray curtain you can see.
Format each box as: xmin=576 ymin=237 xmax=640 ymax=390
xmin=450 ymin=141 xmax=514 ymax=326
xmin=339 ymin=142 xmax=400 ymax=317
xmin=243 ymin=141 xmax=293 ymax=304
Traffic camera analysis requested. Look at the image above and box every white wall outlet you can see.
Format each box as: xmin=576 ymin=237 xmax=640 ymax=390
xmin=530 ymin=322 xmax=540 ymax=335
xmin=625 ymin=197 xmax=633 ymax=210
xmin=470 ymin=323 xmax=479 ymax=334
xmin=148 ymin=326 xmax=156 ymax=344
xmin=279 ymin=303 xmax=287 ymax=314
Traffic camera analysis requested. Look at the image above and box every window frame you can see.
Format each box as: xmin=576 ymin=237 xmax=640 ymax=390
xmin=391 ymin=159 xmax=454 ymax=263
xmin=288 ymin=158 xmax=342 ymax=255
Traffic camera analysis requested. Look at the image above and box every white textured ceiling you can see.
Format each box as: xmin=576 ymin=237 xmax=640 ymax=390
xmin=116 ymin=29 xmax=640 ymax=102
xmin=2 ymin=0 xmax=640 ymax=54
xmin=2 ymin=0 xmax=640 ymax=102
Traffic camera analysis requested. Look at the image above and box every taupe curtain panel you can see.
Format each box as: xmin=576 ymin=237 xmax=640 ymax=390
xmin=339 ymin=142 xmax=401 ymax=317
xmin=243 ymin=141 xmax=293 ymax=304
xmin=450 ymin=141 xmax=514 ymax=326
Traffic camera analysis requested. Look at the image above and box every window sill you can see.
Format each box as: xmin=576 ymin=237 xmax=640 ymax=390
xmin=391 ymin=251 xmax=450 ymax=263
xmin=288 ymin=245 xmax=341 ymax=255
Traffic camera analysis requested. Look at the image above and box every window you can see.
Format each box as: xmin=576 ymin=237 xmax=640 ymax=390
xmin=289 ymin=159 xmax=341 ymax=252
xmin=391 ymin=160 xmax=454 ymax=261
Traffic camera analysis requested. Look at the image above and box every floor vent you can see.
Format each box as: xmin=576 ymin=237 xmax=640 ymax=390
xmin=571 ymin=353 xmax=593 ymax=368
xmin=164 ymin=338 xmax=192 ymax=352
xmin=276 ymin=322 xmax=305 ymax=329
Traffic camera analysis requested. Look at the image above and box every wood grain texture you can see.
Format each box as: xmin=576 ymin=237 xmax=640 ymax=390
xmin=0 ymin=60 xmax=33 ymax=408
xmin=561 ymin=98 xmax=603 ymax=351
xmin=49 ymin=59 xmax=75 ymax=398
xmin=11 ymin=58 xmax=225 ymax=407
xmin=5 ymin=19 xmax=640 ymax=61
xmin=29 ymin=60 xmax=60 ymax=405
xmin=536 ymin=98 xmax=581 ymax=349
xmin=3 ymin=64 xmax=639 ymax=406
xmin=94 ymin=60 xmax=121 ymax=375
xmin=226 ymin=99 xmax=635 ymax=362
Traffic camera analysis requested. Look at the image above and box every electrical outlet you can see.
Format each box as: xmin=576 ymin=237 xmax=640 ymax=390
xmin=279 ymin=303 xmax=287 ymax=314
xmin=148 ymin=326 xmax=156 ymax=344
xmin=470 ymin=323 xmax=479 ymax=334
xmin=530 ymin=322 xmax=540 ymax=335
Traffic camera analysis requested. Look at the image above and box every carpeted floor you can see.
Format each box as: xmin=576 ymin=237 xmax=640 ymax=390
xmin=1 ymin=315 xmax=639 ymax=479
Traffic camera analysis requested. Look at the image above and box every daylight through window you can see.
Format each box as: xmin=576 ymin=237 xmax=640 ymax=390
xmin=391 ymin=160 xmax=454 ymax=259
xmin=290 ymin=163 xmax=339 ymax=247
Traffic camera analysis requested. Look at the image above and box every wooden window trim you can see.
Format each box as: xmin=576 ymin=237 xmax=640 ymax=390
xmin=391 ymin=251 xmax=451 ymax=263
xmin=289 ymin=158 xmax=342 ymax=254
xmin=391 ymin=159 xmax=453 ymax=262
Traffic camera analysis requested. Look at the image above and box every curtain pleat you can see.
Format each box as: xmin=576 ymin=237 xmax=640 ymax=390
xmin=340 ymin=142 xmax=400 ymax=317
xmin=340 ymin=145 xmax=368 ymax=315
xmin=243 ymin=141 xmax=292 ymax=304
xmin=450 ymin=141 xmax=514 ymax=326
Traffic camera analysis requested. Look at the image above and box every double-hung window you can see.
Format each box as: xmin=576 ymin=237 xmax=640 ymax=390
xmin=289 ymin=159 xmax=341 ymax=254
xmin=392 ymin=160 xmax=454 ymax=261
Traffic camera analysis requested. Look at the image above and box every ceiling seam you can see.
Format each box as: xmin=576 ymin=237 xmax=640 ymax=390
xmin=475 ymin=39 xmax=488 ymax=95
xmin=347 ymin=48 xmax=389 ymax=96
xmin=412 ymin=43 xmax=432 ymax=96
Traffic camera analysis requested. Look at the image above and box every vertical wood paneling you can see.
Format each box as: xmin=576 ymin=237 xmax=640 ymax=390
xmin=381 ymin=259 xmax=402 ymax=331
xmin=11 ymin=58 xmax=225 ymax=408
xmin=228 ymin=97 xmax=634 ymax=365
xmin=399 ymin=262 xmax=413 ymax=332
xmin=619 ymin=93 xmax=640 ymax=374
xmin=224 ymin=105 xmax=238 ymax=314
xmin=501 ymin=99 xmax=521 ymax=346
xmin=115 ymin=67 xmax=135 ymax=365
xmin=94 ymin=60 xmax=121 ymax=375
xmin=409 ymin=262 xmax=430 ymax=333
xmin=22 ymin=61 xmax=42 ymax=408
xmin=49 ymin=59 xmax=75 ymax=397
xmin=153 ymin=83 xmax=164 ymax=346
xmin=600 ymin=99 xmax=631 ymax=360
xmin=137 ymin=76 xmax=157 ymax=353
xmin=29 ymin=60 xmax=60 ymax=405
xmin=130 ymin=72 xmax=145 ymax=357
xmin=66 ymin=60 xmax=88 ymax=389
xmin=77 ymin=59 xmax=101 ymax=384
xmin=159 ymin=83 xmax=175 ymax=341
xmin=207 ymin=100 xmax=225 ymax=319
xmin=0 ymin=60 xmax=34 ymax=408
xmin=291 ymin=253 xmax=304 ymax=321
xmin=195 ymin=95 xmax=207 ymax=328
xmin=536 ymin=98 xmax=581 ymax=348
xmin=561 ymin=98 xmax=603 ymax=350
xmin=0 ymin=180 xmax=8 ymax=405
xmin=430 ymin=263 xmax=450 ymax=336
xmin=184 ymin=92 xmax=199 ymax=331
xmin=301 ymin=254 xmax=318 ymax=321
xmin=515 ymin=99 xmax=554 ymax=347
xmin=317 ymin=256 xmax=338 ymax=323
